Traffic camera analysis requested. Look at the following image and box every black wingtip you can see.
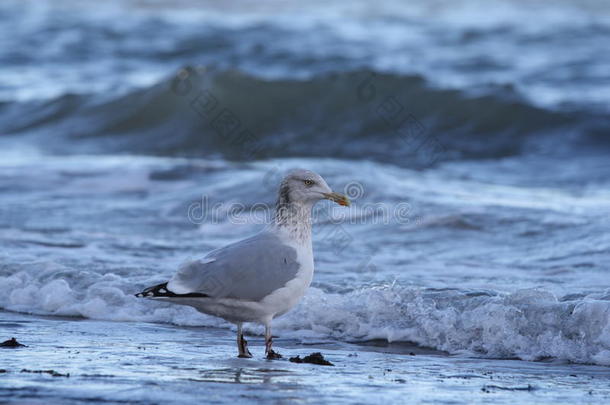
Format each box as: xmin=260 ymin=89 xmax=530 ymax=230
xmin=135 ymin=282 xmax=209 ymax=298
xmin=135 ymin=282 xmax=171 ymax=298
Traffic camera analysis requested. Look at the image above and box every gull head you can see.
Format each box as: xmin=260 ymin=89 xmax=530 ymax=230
xmin=277 ymin=169 xmax=350 ymax=207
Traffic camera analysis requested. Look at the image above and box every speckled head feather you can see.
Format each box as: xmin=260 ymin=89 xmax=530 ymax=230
xmin=273 ymin=169 xmax=338 ymax=241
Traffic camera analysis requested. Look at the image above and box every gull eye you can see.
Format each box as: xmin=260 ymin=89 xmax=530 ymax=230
xmin=303 ymin=179 xmax=315 ymax=187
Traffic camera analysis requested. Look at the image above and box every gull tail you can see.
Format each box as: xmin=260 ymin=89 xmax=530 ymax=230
xmin=135 ymin=282 xmax=209 ymax=298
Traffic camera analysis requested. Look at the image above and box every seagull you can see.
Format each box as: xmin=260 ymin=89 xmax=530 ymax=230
xmin=136 ymin=169 xmax=350 ymax=359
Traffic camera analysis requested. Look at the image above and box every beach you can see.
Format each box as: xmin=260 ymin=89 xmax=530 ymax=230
xmin=3 ymin=311 xmax=610 ymax=404
xmin=1 ymin=0 xmax=610 ymax=403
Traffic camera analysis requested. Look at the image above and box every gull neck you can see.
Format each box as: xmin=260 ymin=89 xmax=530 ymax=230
xmin=273 ymin=198 xmax=313 ymax=245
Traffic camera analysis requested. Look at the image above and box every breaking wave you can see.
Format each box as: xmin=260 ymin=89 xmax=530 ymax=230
xmin=1 ymin=263 xmax=609 ymax=366
xmin=2 ymin=68 xmax=608 ymax=166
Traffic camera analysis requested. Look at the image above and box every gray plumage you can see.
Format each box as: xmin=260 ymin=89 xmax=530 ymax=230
xmin=167 ymin=231 xmax=300 ymax=301
xmin=135 ymin=169 xmax=350 ymax=359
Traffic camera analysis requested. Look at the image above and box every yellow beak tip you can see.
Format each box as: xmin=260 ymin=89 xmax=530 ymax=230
xmin=324 ymin=192 xmax=350 ymax=207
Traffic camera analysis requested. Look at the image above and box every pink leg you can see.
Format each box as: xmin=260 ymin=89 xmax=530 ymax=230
xmin=265 ymin=324 xmax=282 ymax=359
xmin=237 ymin=323 xmax=252 ymax=358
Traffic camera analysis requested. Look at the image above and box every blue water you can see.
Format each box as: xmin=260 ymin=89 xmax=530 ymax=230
xmin=1 ymin=1 xmax=610 ymax=403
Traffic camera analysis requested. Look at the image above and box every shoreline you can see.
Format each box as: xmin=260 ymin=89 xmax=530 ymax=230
xmin=2 ymin=310 xmax=609 ymax=404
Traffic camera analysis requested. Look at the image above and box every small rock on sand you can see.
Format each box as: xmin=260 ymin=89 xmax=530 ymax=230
xmin=0 ymin=338 xmax=26 ymax=348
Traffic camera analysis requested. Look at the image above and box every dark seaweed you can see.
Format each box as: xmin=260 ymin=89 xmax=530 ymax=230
xmin=289 ymin=352 xmax=334 ymax=366
xmin=20 ymin=369 xmax=70 ymax=378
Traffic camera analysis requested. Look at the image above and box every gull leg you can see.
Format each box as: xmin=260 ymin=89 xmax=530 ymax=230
xmin=237 ymin=323 xmax=252 ymax=358
xmin=265 ymin=324 xmax=282 ymax=359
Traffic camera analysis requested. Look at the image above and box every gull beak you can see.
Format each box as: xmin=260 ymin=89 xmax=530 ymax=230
xmin=323 ymin=192 xmax=351 ymax=207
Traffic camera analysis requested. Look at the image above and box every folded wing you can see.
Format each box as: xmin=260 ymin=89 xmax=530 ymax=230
xmin=167 ymin=231 xmax=300 ymax=301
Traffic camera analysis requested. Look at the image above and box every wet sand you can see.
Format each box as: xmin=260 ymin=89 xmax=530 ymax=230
xmin=1 ymin=310 xmax=609 ymax=404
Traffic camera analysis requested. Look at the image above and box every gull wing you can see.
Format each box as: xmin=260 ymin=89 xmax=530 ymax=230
xmin=167 ymin=231 xmax=300 ymax=301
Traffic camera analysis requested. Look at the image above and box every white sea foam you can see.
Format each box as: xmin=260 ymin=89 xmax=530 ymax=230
xmin=1 ymin=262 xmax=609 ymax=366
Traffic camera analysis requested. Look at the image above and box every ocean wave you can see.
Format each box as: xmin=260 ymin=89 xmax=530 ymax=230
xmin=281 ymin=287 xmax=610 ymax=366
xmin=1 ymin=263 xmax=609 ymax=366
xmin=2 ymin=68 xmax=607 ymax=166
